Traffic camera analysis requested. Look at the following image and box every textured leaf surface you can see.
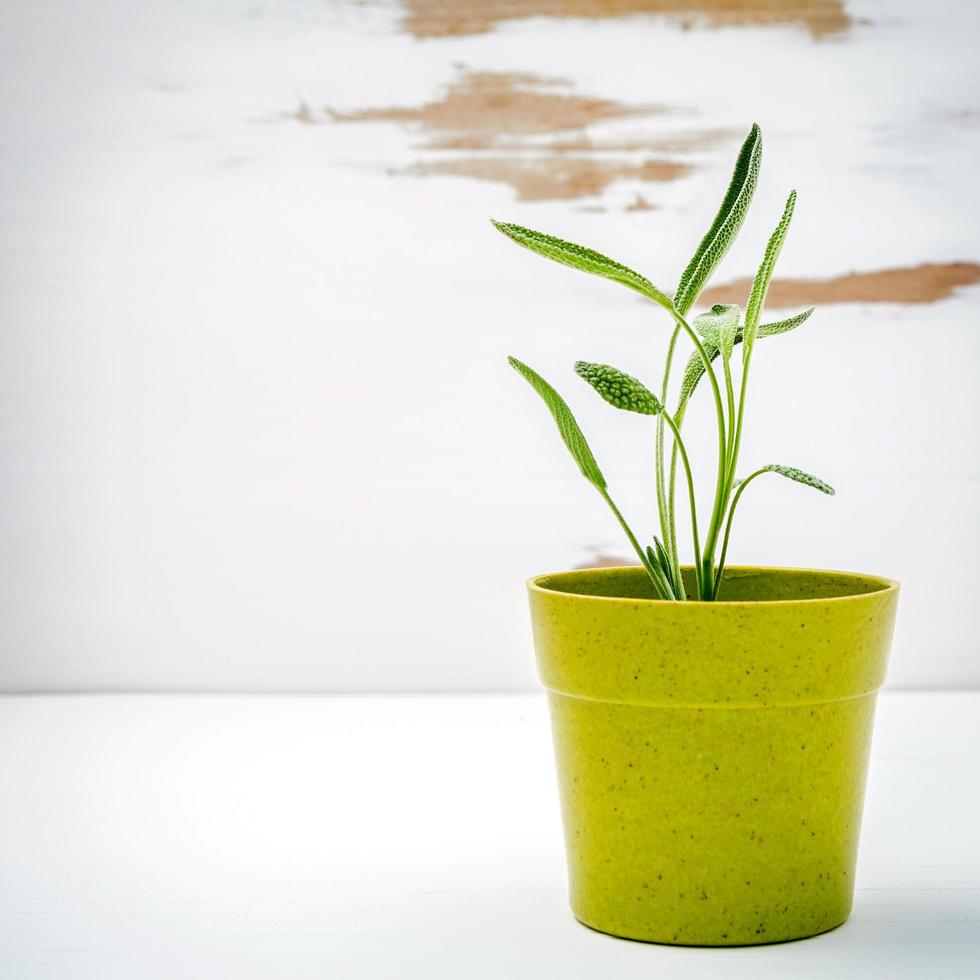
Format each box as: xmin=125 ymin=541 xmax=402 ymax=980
xmin=677 ymin=306 xmax=814 ymax=412
xmin=743 ymin=190 xmax=797 ymax=364
xmin=760 ymin=464 xmax=835 ymax=495
xmin=677 ymin=341 xmax=722 ymax=414
xmin=575 ymin=361 xmax=663 ymax=415
xmin=673 ymin=124 xmax=762 ymax=315
xmin=693 ymin=304 xmax=740 ymax=361
xmin=693 ymin=314 xmax=719 ymax=347
xmin=492 ymin=221 xmax=672 ymax=308
xmin=758 ymin=307 xmax=814 ymax=338
xmin=508 ymin=356 xmax=606 ymax=490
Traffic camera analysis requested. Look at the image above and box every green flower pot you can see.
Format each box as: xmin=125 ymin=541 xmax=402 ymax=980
xmin=528 ymin=565 xmax=899 ymax=946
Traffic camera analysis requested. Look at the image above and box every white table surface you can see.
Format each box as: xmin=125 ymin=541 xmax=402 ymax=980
xmin=0 ymin=692 xmax=977 ymax=979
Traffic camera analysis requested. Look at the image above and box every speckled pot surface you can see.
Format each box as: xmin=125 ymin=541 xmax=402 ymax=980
xmin=528 ymin=565 xmax=899 ymax=947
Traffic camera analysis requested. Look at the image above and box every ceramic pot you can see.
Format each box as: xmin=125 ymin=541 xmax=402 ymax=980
xmin=528 ymin=565 xmax=899 ymax=946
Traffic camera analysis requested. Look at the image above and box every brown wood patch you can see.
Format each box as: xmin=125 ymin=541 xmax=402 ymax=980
xmin=700 ymin=263 xmax=980 ymax=307
xmin=320 ymin=70 xmax=728 ymax=204
xmin=400 ymin=1 xmax=851 ymax=40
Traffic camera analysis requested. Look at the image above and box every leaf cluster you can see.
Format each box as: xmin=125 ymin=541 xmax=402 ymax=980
xmin=495 ymin=125 xmax=834 ymax=600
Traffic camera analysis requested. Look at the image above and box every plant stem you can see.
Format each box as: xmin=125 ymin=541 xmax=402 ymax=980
xmin=655 ymin=326 xmax=684 ymax=599
xmin=723 ymin=354 xmax=737 ymax=471
xmin=712 ymin=468 xmax=766 ymax=599
xmin=665 ymin=409 xmax=684 ymax=600
xmin=646 ymin=549 xmax=677 ymax=601
xmin=599 ymin=488 xmax=672 ymax=599
xmin=701 ymin=352 xmax=739 ymax=594
xmin=703 ymin=333 xmax=757 ymax=584
xmin=667 ymin=308 xmax=729 ymax=600
xmin=660 ymin=409 xmax=703 ymax=599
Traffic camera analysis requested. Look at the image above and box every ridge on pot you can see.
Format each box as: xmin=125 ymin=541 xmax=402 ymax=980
xmin=529 ymin=566 xmax=899 ymax=947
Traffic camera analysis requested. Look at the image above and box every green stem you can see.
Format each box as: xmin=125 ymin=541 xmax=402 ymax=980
xmin=655 ymin=326 xmax=684 ymax=599
xmin=723 ymin=353 xmax=737 ymax=470
xmin=599 ymin=488 xmax=672 ymax=599
xmin=668 ymin=309 xmax=729 ymax=600
xmin=665 ymin=407 xmax=685 ymax=600
xmin=712 ymin=468 xmax=766 ymax=599
xmin=700 ymin=352 xmax=739 ymax=594
xmin=660 ymin=410 xmax=703 ymax=599
xmin=730 ymin=353 xmax=753 ymax=489
xmin=646 ymin=549 xmax=677 ymax=601
xmin=704 ymin=336 xmax=757 ymax=583
xmin=704 ymin=351 xmax=751 ymax=595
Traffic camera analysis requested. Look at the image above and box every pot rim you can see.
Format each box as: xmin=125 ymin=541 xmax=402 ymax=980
xmin=528 ymin=564 xmax=899 ymax=607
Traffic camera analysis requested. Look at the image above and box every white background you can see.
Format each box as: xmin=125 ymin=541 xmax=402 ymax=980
xmin=1 ymin=692 xmax=977 ymax=978
xmin=1 ymin=0 xmax=978 ymax=692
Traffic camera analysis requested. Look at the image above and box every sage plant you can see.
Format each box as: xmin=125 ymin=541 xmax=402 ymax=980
xmin=496 ymin=125 xmax=834 ymax=601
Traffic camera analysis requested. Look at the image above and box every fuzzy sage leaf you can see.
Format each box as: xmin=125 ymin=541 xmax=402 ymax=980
xmin=492 ymin=221 xmax=673 ymax=310
xmin=742 ymin=190 xmax=797 ymax=365
xmin=508 ymin=356 xmax=606 ymax=490
xmin=714 ymin=461 xmax=834 ymax=600
xmin=758 ymin=464 xmax=835 ymax=495
xmin=677 ymin=307 xmax=814 ymax=413
xmin=575 ymin=361 xmax=663 ymax=416
xmin=757 ymin=307 xmax=814 ymax=338
xmin=693 ymin=304 xmax=740 ymax=362
xmin=673 ymin=124 xmax=762 ymax=316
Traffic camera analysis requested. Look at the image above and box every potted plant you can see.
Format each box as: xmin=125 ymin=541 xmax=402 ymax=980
xmin=494 ymin=124 xmax=899 ymax=946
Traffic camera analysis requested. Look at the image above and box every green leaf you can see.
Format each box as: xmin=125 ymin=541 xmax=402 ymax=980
xmin=693 ymin=304 xmax=740 ymax=362
xmin=759 ymin=464 xmax=835 ymax=495
xmin=508 ymin=356 xmax=606 ymax=491
xmin=491 ymin=221 xmax=673 ymax=310
xmin=677 ymin=307 xmax=814 ymax=416
xmin=645 ymin=544 xmax=677 ymax=600
xmin=743 ymin=190 xmax=797 ymax=365
xmin=673 ymin=124 xmax=762 ymax=316
xmin=574 ymin=361 xmax=663 ymax=415
xmin=651 ymin=536 xmax=679 ymax=595
xmin=692 ymin=316 xmax=719 ymax=347
xmin=677 ymin=340 xmax=721 ymax=415
xmin=758 ymin=307 xmax=814 ymax=338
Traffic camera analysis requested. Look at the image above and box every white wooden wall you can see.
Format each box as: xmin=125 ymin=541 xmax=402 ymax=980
xmin=1 ymin=0 xmax=978 ymax=690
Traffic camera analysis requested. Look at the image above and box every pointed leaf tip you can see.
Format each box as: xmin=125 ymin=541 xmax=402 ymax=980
xmin=757 ymin=306 xmax=814 ymax=338
xmin=508 ymin=355 xmax=606 ymax=491
xmin=673 ymin=124 xmax=763 ymax=315
xmin=742 ymin=190 xmax=798 ymax=364
xmin=762 ymin=464 xmax=835 ymax=495
xmin=575 ymin=361 xmax=663 ymax=416
xmin=491 ymin=221 xmax=673 ymax=309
